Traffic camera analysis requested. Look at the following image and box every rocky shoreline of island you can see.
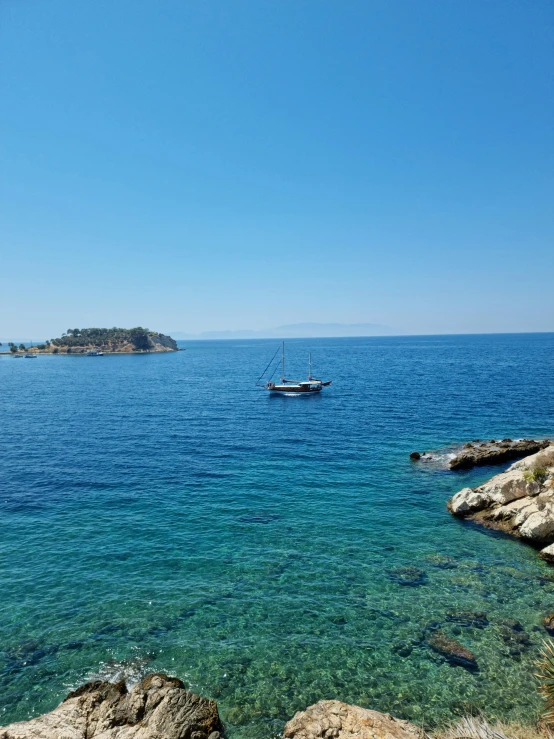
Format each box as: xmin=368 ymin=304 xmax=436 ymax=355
xmin=1 ymin=328 xmax=180 ymax=355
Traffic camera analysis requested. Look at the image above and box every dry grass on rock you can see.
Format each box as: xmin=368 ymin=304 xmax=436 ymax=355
xmin=434 ymin=717 xmax=547 ymax=739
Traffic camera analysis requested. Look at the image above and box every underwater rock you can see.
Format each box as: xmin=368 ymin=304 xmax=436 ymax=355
xmin=445 ymin=610 xmax=489 ymax=629
xmin=498 ymin=618 xmax=523 ymax=633
xmin=0 ymin=673 xmax=221 ymax=739
xmin=387 ymin=566 xmax=427 ymax=587
xmin=449 ymin=439 xmax=550 ymax=470
xmin=409 ymin=451 xmax=421 ymax=460
xmin=542 ymin=614 xmax=554 ymax=635
xmin=2 ymin=640 xmax=59 ymax=676
xmin=284 ymin=700 xmax=422 ymax=739
xmin=391 ymin=641 xmax=413 ymax=657
xmin=426 ymin=630 xmax=478 ymax=670
xmin=426 ymin=553 xmax=458 ymax=569
xmin=498 ymin=622 xmax=531 ymax=657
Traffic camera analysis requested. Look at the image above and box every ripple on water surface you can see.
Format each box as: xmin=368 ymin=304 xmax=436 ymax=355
xmin=1 ymin=334 xmax=554 ymax=738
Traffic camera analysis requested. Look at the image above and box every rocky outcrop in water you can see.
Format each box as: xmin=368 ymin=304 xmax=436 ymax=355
xmin=283 ymin=701 xmax=421 ymax=739
xmin=0 ymin=673 xmax=221 ymax=739
xmin=447 ymin=446 xmax=554 ymax=552
xmin=448 ymin=439 xmax=550 ymax=470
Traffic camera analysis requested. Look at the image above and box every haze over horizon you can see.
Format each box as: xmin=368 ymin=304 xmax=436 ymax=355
xmin=1 ymin=1 xmax=553 ymax=338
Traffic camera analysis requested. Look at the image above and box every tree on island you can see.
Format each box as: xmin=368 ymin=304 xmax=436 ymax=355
xmin=19 ymin=343 xmax=25 ymax=351
xmin=129 ymin=327 xmax=150 ymax=350
xmin=9 ymin=343 xmax=17 ymax=353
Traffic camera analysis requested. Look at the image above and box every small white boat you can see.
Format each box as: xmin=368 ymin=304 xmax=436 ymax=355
xmin=259 ymin=343 xmax=331 ymax=394
xmin=24 ymin=353 xmax=37 ymax=358
xmin=87 ymin=349 xmax=104 ymax=356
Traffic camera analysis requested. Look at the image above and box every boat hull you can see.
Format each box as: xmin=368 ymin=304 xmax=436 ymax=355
xmin=267 ymin=385 xmax=322 ymax=393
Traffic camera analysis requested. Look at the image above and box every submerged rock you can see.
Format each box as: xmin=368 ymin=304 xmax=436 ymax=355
xmin=498 ymin=622 xmax=531 ymax=657
xmin=391 ymin=641 xmax=413 ymax=657
xmin=498 ymin=618 xmax=524 ymax=633
xmin=446 ymin=610 xmax=489 ymax=629
xmin=426 ymin=630 xmax=478 ymax=670
xmin=426 ymin=553 xmax=458 ymax=570
xmin=387 ymin=566 xmax=427 ymax=587
xmin=283 ymin=700 xmax=422 ymax=739
xmin=449 ymin=439 xmax=550 ymax=470
xmin=0 ymin=673 xmax=221 ymax=739
xmin=409 ymin=451 xmax=421 ymax=460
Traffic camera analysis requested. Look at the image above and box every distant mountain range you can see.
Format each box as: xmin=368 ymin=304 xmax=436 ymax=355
xmin=170 ymin=322 xmax=404 ymax=340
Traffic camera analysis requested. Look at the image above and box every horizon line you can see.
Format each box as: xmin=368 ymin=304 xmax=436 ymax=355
xmin=173 ymin=330 xmax=554 ymax=341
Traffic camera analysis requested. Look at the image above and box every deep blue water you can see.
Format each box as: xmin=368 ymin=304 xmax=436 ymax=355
xmin=1 ymin=334 xmax=554 ymax=737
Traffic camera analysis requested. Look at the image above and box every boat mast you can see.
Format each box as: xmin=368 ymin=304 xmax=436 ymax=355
xmin=281 ymin=341 xmax=285 ymax=380
xmin=308 ymin=352 xmax=311 ymax=379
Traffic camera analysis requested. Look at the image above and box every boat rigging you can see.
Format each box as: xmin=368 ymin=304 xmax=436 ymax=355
xmin=257 ymin=342 xmax=331 ymax=394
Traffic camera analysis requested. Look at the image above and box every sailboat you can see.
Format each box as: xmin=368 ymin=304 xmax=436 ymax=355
xmin=260 ymin=343 xmax=331 ymax=394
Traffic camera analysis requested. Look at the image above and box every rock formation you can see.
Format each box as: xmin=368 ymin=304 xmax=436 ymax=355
xmin=283 ymin=701 xmax=422 ymax=739
xmin=0 ymin=673 xmax=221 ymax=739
xmin=448 ymin=439 xmax=550 ymax=470
xmin=447 ymin=446 xmax=554 ymax=553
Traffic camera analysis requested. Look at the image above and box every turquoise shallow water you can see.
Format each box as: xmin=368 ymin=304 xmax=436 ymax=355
xmin=1 ymin=334 xmax=554 ymax=737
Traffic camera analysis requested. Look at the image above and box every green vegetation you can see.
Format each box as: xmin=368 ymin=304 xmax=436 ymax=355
xmin=524 ymin=467 xmax=550 ymax=485
xmin=51 ymin=327 xmax=152 ymax=350
xmin=9 ymin=343 xmax=17 ymax=353
xmin=523 ymin=450 xmax=553 ymax=486
xmin=18 ymin=343 xmax=25 ymax=351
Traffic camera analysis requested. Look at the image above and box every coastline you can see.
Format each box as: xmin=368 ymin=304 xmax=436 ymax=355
xmin=447 ymin=445 xmax=554 ymax=557
xmin=0 ymin=348 xmax=181 ymax=355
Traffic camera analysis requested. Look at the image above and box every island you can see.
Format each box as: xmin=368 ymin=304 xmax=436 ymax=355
xmin=6 ymin=328 xmax=179 ymax=354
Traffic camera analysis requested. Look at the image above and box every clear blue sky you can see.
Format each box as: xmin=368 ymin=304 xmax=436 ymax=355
xmin=1 ymin=0 xmax=553 ymax=338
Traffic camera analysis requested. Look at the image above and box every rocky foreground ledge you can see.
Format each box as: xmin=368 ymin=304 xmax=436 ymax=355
xmin=0 ymin=677 xmax=545 ymax=739
xmin=0 ymin=674 xmax=221 ymax=739
xmin=0 ymin=681 xmax=425 ymax=739
xmin=284 ymin=700 xmax=422 ymax=739
xmin=448 ymin=445 xmax=554 ymax=557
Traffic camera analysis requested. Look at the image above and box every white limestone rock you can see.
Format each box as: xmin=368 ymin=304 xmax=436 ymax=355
xmin=283 ymin=701 xmax=422 ymax=739
xmin=519 ymin=506 xmax=554 ymax=541
xmin=449 ymin=488 xmax=490 ymax=515
xmin=447 ymin=445 xmax=554 ymax=549
xmin=539 ymin=544 xmax=554 ymax=562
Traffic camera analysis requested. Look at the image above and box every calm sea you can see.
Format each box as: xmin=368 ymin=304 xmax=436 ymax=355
xmin=1 ymin=334 xmax=554 ymax=737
